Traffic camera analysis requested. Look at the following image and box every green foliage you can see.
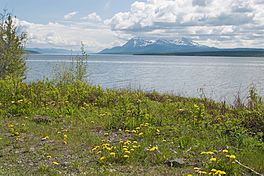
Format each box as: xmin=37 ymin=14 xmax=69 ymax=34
xmin=0 ymin=11 xmax=27 ymax=80
xmin=0 ymin=80 xmax=263 ymax=175
xmin=53 ymin=43 xmax=88 ymax=84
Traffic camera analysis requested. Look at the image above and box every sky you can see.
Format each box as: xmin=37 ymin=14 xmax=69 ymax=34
xmin=1 ymin=0 xmax=264 ymax=52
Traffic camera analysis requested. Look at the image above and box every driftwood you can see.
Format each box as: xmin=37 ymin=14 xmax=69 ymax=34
xmin=235 ymin=160 xmax=263 ymax=176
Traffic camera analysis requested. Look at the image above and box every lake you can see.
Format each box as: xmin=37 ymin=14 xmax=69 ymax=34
xmin=26 ymin=54 xmax=264 ymax=103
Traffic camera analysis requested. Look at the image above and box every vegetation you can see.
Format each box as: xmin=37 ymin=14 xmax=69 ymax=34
xmin=0 ymin=78 xmax=263 ymax=175
xmin=0 ymin=11 xmax=27 ymax=80
xmin=53 ymin=43 xmax=88 ymax=84
xmin=0 ymin=11 xmax=263 ymax=176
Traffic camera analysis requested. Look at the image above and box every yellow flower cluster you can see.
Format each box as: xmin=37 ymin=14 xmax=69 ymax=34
xmin=200 ymin=151 xmax=214 ymax=155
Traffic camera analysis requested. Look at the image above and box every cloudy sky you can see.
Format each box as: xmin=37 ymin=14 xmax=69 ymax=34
xmin=1 ymin=0 xmax=264 ymax=52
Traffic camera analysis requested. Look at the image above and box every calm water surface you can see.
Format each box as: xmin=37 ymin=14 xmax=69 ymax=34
xmin=26 ymin=54 xmax=264 ymax=103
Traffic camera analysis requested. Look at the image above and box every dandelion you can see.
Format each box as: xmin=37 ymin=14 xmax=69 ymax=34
xmin=124 ymin=140 xmax=131 ymax=145
xmin=123 ymin=155 xmax=129 ymax=158
xmin=47 ymin=156 xmax=52 ymax=159
xmin=123 ymin=148 xmax=128 ymax=151
xmin=133 ymin=141 xmax=138 ymax=144
xmin=210 ymin=158 xmax=217 ymax=162
xmin=63 ymin=134 xmax=68 ymax=139
xmin=229 ymin=155 xmax=236 ymax=160
xmin=198 ymin=171 xmax=207 ymax=175
xmin=110 ymin=152 xmax=116 ymax=157
xmin=124 ymin=150 xmax=131 ymax=154
xmin=63 ymin=141 xmax=68 ymax=145
xmin=156 ymin=129 xmax=160 ymax=133
xmin=148 ymin=146 xmax=157 ymax=151
xmin=136 ymin=127 xmax=140 ymax=130
xmin=133 ymin=145 xmax=140 ymax=148
xmin=92 ymin=146 xmax=100 ymax=151
xmin=194 ymin=167 xmax=200 ymax=172
xmin=105 ymin=147 xmax=112 ymax=151
xmin=53 ymin=161 xmax=59 ymax=165
xmin=104 ymin=132 xmax=109 ymax=136
xmin=130 ymin=148 xmax=135 ymax=152
xmin=215 ymin=170 xmax=226 ymax=175
xmin=222 ymin=149 xmax=228 ymax=153
xmin=201 ymin=151 xmax=214 ymax=155
xmin=211 ymin=169 xmax=217 ymax=172
xmin=96 ymin=151 xmax=102 ymax=155
xmin=132 ymin=130 xmax=137 ymax=133
xmin=138 ymin=132 xmax=144 ymax=136
xmin=99 ymin=156 xmax=105 ymax=161
xmin=17 ymin=99 xmax=23 ymax=103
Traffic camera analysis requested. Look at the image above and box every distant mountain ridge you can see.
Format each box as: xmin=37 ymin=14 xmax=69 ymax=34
xmin=26 ymin=48 xmax=78 ymax=55
xmin=99 ymin=38 xmax=264 ymax=57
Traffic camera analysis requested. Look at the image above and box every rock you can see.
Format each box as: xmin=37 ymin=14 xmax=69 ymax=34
xmin=164 ymin=158 xmax=186 ymax=167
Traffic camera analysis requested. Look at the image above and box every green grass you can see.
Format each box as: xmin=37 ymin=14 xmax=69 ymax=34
xmin=0 ymin=79 xmax=263 ymax=175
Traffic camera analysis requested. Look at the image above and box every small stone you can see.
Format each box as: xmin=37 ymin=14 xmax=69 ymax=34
xmin=164 ymin=158 xmax=186 ymax=167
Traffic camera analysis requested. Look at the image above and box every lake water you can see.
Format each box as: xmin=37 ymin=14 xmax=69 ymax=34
xmin=26 ymin=54 xmax=264 ymax=103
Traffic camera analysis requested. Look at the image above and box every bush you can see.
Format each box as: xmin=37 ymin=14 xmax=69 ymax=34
xmin=0 ymin=10 xmax=27 ymax=80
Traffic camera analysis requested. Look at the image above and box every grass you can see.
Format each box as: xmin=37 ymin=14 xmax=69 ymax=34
xmin=0 ymin=79 xmax=263 ymax=175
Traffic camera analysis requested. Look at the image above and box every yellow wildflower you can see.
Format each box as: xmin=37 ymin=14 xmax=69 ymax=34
xmin=99 ymin=156 xmax=105 ymax=161
xmin=229 ymin=155 xmax=236 ymax=160
xmin=211 ymin=169 xmax=217 ymax=172
xmin=63 ymin=134 xmax=68 ymax=139
xmin=92 ymin=146 xmax=100 ymax=151
xmin=194 ymin=167 xmax=200 ymax=172
xmin=110 ymin=152 xmax=116 ymax=157
xmin=96 ymin=151 xmax=102 ymax=155
xmin=123 ymin=155 xmax=129 ymax=158
xmin=132 ymin=130 xmax=137 ymax=133
xmin=124 ymin=140 xmax=131 ymax=145
xmin=123 ymin=148 xmax=128 ymax=151
xmin=124 ymin=150 xmax=131 ymax=154
xmin=138 ymin=132 xmax=144 ymax=136
xmin=47 ymin=156 xmax=52 ymax=159
xmin=125 ymin=130 xmax=130 ymax=133
xmin=53 ymin=161 xmax=59 ymax=165
xmin=210 ymin=158 xmax=217 ymax=162
xmin=130 ymin=148 xmax=135 ymax=152
xmin=133 ymin=141 xmax=138 ymax=144
xmin=148 ymin=146 xmax=157 ymax=151
xmin=222 ymin=149 xmax=228 ymax=153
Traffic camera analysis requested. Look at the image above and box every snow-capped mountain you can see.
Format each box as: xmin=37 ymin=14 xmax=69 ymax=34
xmin=99 ymin=37 xmax=217 ymax=54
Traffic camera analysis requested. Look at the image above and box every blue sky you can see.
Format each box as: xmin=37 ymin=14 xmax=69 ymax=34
xmin=1 ymin=0 xmax=144 ymax=23
xmin=1 ymin=0 xmax=263 ymax=52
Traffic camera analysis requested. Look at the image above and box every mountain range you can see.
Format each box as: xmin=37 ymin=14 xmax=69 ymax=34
xmin=26 ymin=48 xmax=79 ymax=55
xmin=99 ymin=38 xmax=264 ymax=57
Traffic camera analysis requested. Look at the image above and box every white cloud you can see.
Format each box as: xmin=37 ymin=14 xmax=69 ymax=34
xmin=64 ymin=11 xmax=78 ymax=20
xmin=16 ymin=19 xmax=121 ymax=52
xmin=81 ymin=12 xmax=102 ymax=22
xmin=105 ymin=0 xmax=264 ymax=48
